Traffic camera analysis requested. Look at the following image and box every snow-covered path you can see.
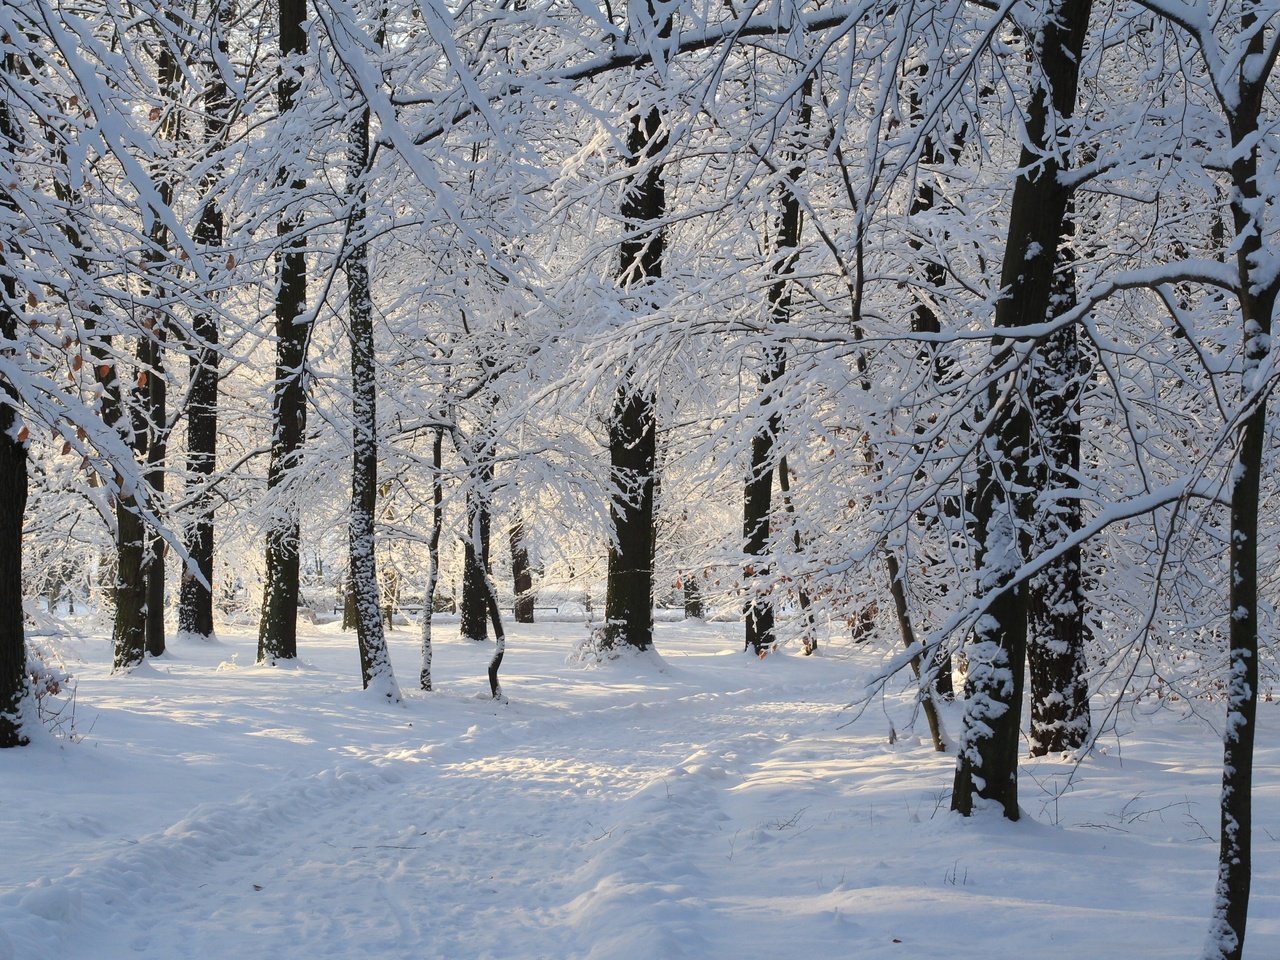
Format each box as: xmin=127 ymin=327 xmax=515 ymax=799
xmin=3 ymin=621 xmax=1279 ymax=958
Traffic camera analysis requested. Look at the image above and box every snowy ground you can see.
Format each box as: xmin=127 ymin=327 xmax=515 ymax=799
xmin=2 ymin=618 xmax=1278 ymax=959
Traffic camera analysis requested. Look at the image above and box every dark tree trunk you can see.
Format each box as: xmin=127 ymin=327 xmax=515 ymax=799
xmin=0 ymin=53 xmax=31 ymax=747
xmin=883 ymin=551 xmax=946 ymax=752
xmin=258 ymin=0 xmax=309 ymax=664
xmin=47 ymin=113 xmax=135 ymax=670
xmin=128 ymin=23 xmax=183 ymax=660
xmin=113 ymin=490 xmax=148 ymax=670
xmin=420 ymin=427 xmax=444 ymax=691
xmin=179 ymin=2 xmax=229 ymax=642
xmin=459 ymin=476 xmax=493 ymax=641
xmin=141 ymin=323 xmax=167 ymax=659
xmin=482 ymin=568 xmax=506 ymax=701
xmin=744 ymin=78 xmax=810 ymax=657
xmin=906 ymin=78 xmax=957 ymax=699
xmin=682 ymin=577 xmax=704 ymax=620
xmin=604 ymin=383 xmax=657 ymax=651
xmin=509 ymin=519 xmax=534 ymax=623
xmin=342 ymin=567 xmax=357 ymax=630
xmin=604 ymin=3 xmax=668 ymax=652
xmin=952 ymin=0 xmax=1092 ymax=821
xmin=1027 ymin=239 xmax=1090 ymax=757
xmin=776 ymin=455 xmax=816 ymax=654
xmin=115 ymin=346 xmax=154 ymax=669
xmin=1205 ymin=21 xmax=1277 ymax=956
xmin=381 ymin=566 xmax=397 ymax=627
xmin=347 ymin=73 xmax=397 ymax=699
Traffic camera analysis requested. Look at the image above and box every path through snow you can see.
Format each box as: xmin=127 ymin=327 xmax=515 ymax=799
xmin=3 ymin=621 xmax=1278 ymax=958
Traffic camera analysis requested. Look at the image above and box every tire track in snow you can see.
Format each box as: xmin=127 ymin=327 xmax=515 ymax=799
xmin=1 ymin=675 xmax=848 ymax=960
xmin=0 ymin=759 xmax=407 ymax=960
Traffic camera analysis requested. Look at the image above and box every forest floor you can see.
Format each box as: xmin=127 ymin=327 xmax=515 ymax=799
xmin=2 ymin=617 xmax=1278 ymax=959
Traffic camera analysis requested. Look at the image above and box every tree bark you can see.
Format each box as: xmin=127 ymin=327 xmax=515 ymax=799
xmin=952 ymin=0 xmax=1092 ymax=820
xmin=420 ymin=428 xmax=444 ymax=691
xmin=136 ymin=12 xmax=184 ymax=659
xmin=258 ymin=0 xmax=309 ymax=664
xmin=604 ymin=2 xmax=668 ymax=652
xmin=906 ymin=100 xmax=957 ymax=699
xmin=744 ymin=77 xmax=811 ymax=657
xmin=459 ymin=471 xmax=493 ymax=641
xmin=1027 ymin=239 xmax=1090 ymax=756
xmin=48 ymin=135 xmax=136 ymax=670
xmin=604 ymin=382 xmax=657 ymax=651
xmin=510 ymin=518 xmax=534 ymax=623
xmin=179 ymin=0 xmax=229 ymax=642
xmin=682 ymin=577 xmax=704 ymax=620
xmin=1204 ymin=18 xmax=1277 ymax=955
xmin=347 ymin=62 xmax=398 ymax=699
xmin=0 ymin=50 xmax=31 ymax=746
xmin=883 ymin=551 xmax=946 ymax=752
xmin=776 ymin=455 xmax=816 ymax=654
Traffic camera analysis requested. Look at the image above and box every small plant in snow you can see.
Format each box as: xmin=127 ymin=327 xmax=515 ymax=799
xmin=568 ymin=623 xmax=618 ymax=666
xmin=27 ymin=640 xmax=77 ymax=740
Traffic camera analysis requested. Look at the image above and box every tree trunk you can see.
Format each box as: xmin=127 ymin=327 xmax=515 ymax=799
xmin=682 ymin=577 xmax=704 ymax=620
xmin=114 ymin=348 xmax=153 ymax=669
xmin=883 ymin=551 xmax=946 ymax=752
xmin=141 ymin=323 xmax=167 ymax=658
xmin=179 ymin=2 xmax=229 ymax=642
xmin=459 ymin=475 xmax=493 ymax=641
xmin=1204 ymin=25 xmax=1277 ymax=955
xmin=342 ymin=567 xmax=357 ymax=630
xmin=744 ymin=77 xmax=810 ymax=657
xmin=113 ymin=492 xmax=148 ymax=671
xmin=1027 ymin=239 xmax=1090 ymax=756
xmin=604 ymin=2 xmax=668 ymax=652
xmin=483 ymin=574 xmax=507 ymax=700
xmin=604 ymin=383 xmax=657 ymax=651
xmin=0 ymin=52 xmax=31 ymax=746
xmin=347 ymin=72 xmax=398 ymax=699
xmin=510 ymin=519 xmax=534 ymax=623
xmin=258 ymin=0 xmax=309 ymax=665
xmin=49 ymin=145 xmax=136 ymax=670
xmin=137 ymin=12 xmax=183 ymax=659
xmin=776 ymin=455 xmax=816 ymax=654
xmin=952 ymin=0 xmax=1092 ymax=820
xmin=420 ymin=428 xmax=444 ymax=691
xmin=905 ymin=72 xmax=962 ymax=699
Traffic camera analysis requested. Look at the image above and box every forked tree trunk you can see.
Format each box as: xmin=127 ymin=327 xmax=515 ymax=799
xmin=258 ymin=0 xmax=309 ymax=664
xmin=952 ymin=0 xmax=1092 ymax=820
